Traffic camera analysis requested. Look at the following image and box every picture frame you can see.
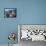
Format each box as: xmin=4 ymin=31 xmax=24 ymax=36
xmin=4 ymin=8 xmax=17 ymax=18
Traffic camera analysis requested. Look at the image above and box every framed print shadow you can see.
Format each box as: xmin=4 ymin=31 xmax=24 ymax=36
xmin=4 ymin=8 xmax=17 ymax=18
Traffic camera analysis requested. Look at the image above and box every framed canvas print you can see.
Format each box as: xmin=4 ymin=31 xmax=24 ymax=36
xmin=4 ymin=8 xmax=17 ymax=18
xmin=18 ymin=24 xmax=46 ymax=41
xmin=18 ymin=24 xmax=46 ymax=46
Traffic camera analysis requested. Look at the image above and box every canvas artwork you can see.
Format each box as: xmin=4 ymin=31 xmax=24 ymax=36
xmin=4 ymin=8 xmax=17 ymax=18
xmin=18 ymin=25 xmax=46 ymax=41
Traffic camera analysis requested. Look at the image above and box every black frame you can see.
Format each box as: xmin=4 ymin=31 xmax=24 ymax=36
xmin=4 ymin=8 xmax=17 ymax=18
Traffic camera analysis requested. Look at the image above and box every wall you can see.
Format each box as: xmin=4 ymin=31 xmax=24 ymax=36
xmin=20 ymin=0 xmax=46 ymax=24
xmin=0 ymin=0 xmax=46 ymax=44
xmin=0 ymin=0 xmax=20 ymax=44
